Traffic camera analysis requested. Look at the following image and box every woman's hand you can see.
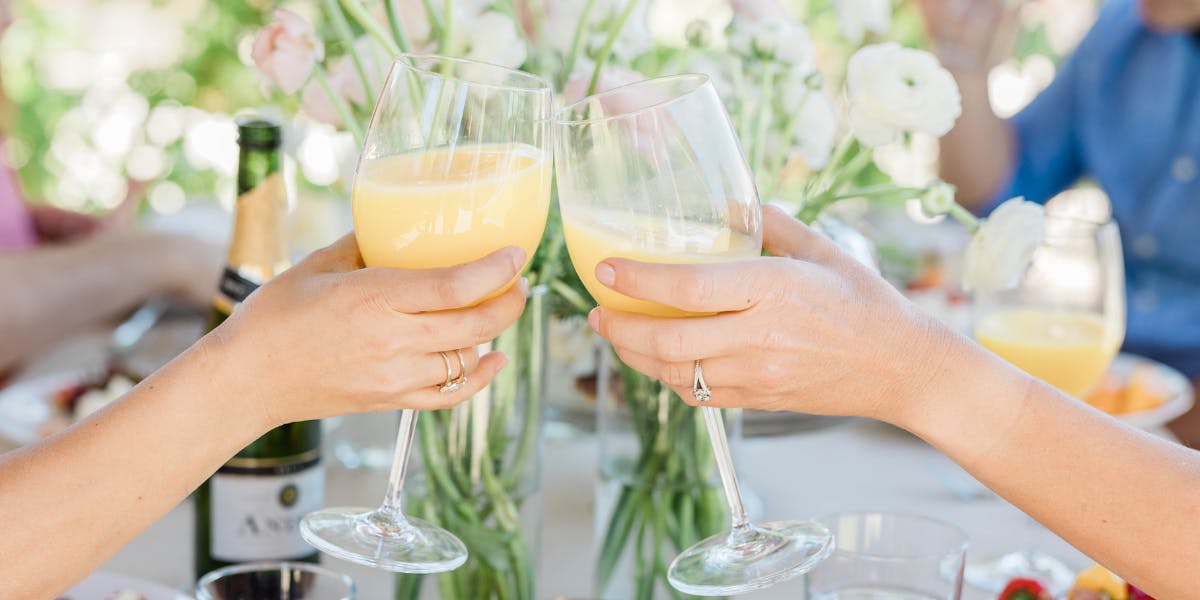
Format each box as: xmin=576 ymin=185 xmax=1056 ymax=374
xmin=588 ymin=205 xmax=960 ymax=425
xmin=206 ymin=234 xmax=528 ymax=429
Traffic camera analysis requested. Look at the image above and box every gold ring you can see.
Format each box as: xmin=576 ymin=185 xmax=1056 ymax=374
xmin=438 ymin=351 xmax=464 ymax=393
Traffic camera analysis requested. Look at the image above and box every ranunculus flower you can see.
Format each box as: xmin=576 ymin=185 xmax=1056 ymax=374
xmin=919 ymin=180 xmax=958 ymax=216
xmin=300 ymin=38 xmax=384 ymax=127
xmin=835 ymin=0 xmax=892 ymax=44
xmin=846 ymin=43 xmax=961 ymax=147
xmin=791 ymin=90 xmax=838 ymax=170
xmin=730 ymin=0 xmax=791 ymax=21
xmin=964 ymin=197 xmax=1046 ymax=292
xmin=647 ymin=0 xmax=732 ymax=48
xmin=251 ymin=9 xmax=324 ymax=94
xmin=464 ymin=11 xmax=528 ymax=69
xmin=728 ymin=19 xmax=814 ymax=71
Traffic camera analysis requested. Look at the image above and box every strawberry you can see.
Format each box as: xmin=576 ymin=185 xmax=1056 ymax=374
xmin=1127 ymin=584 xmax=1154 ymax=600
xmin=1000 ymin=578 xmax=1052 ymax=600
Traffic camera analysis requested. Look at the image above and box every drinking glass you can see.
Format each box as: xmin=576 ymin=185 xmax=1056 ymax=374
xmin=196 ymin=562 xmax=355 ymax=600
xmin=967 ymin=211 xmax=1125 ymax=592
xmin=554 ymin=74 xmax=833 ymax=595
xmin=300 ymin=54 xmax=553 ymax=572
xmin=806 ymin=512 xmax=968 ymax=600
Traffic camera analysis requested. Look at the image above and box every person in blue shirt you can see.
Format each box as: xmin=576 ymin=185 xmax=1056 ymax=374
xmin=919 ymin=0 xmax=1200 ymax=442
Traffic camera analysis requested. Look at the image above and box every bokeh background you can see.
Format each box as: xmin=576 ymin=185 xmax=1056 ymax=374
xmin=0 ymin=0 xmax=1099 ymax=248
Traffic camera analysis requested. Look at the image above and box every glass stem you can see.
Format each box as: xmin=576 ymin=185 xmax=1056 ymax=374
xmin=380 ymin=409 xmax=419 ymax=520
xmin=701 ymin=406 xmax=751 ymax=535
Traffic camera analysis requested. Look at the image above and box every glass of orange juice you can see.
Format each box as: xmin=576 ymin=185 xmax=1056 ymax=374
xmin=968 ymin=210 xmax=1125 ymax=593
xmin=555 ymin=74 xmax=834 ymax=596
xmin=300 ymin=55 xmax=552 ymax=573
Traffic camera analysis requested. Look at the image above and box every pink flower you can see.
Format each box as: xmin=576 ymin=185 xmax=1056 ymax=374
xmin=562 ymin=67 xmax=647 ymax=114
xmin=251 ymin=9 xmax=324 ymax=94
xmin=300 ymin=39 xmax=383 ymax=127
xmin=730 ymin=0 xmax=791 ymax=21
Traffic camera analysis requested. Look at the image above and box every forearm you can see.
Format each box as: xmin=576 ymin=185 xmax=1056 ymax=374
xmin=0 ymin=332 xmax=264 ymax=598
xmin=902 ymin=335 xmax=1200 ymax=598
xmin=0 ymin=232 xmax=186 ymax=371
xmin=938 ymin=70 xmax=1015 ymax=210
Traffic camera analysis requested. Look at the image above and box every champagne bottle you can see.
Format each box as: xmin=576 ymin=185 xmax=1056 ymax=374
xmin=194 ymin=117 xmax=322 ymax=578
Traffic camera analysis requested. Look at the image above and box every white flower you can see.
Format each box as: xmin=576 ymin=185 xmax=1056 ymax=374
xmin=647 ymin=0 xmax=732 ymax=48
xmin=964 ymin=198 xmax=1046 ymax=293
xmin=585 ymin=1 xmax=654 ymax=63
xmin=728 ymin=18 xmax=814 ymax=71
xmin=688 ymin=55 xmax=737 ymax=100
xmin=463 ymin=11 xmax=527 ymax=69
xmin=730 ymin=0 xmax=791 ymax=21
xmin=919 ymin=180 xmax=957 ymax=216
xmin=846 ymin=43 xmax=961 ymax=147
xmin=834 ymin=0 xmax=892 ymax=45
xmin=792 ymin=91 xmax=838 ymax=170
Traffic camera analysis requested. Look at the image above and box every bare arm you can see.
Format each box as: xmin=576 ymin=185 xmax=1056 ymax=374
xmin=905 ymin=333 xmax=1199 ymax=599
xmin=0 ymin=232 xmax=219 ymax=372
xmin=0 ymin=236 xmax=527 ymax=598
xmin=589 ymin=207 xmax=1199 ymax=597
xmin=937 ymin=70 xmax=1015 ymax=209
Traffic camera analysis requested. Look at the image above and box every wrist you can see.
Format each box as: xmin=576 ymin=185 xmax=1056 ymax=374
xmin=187 ymin=322 xmax=279 ymax=441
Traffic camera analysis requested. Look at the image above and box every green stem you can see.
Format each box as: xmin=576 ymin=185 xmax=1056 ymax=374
xmin=748 ymin=66 xmax=777 ymax=186
xmin=312 ymin=69 xmax=364 ymax=145
xmin=949 ymin=203 xmax=981 ymax=232
xmin=830 ymin=184 xmax=925 ymax=202
xmin=339 ymin=0 xmax=401 ymax=57
xmin=550 ymin=278 xmax=592 ymax=315
xmin=323 ymin=0 xmax=373 ymax=111
xmin=384 ymin=0 xmax=414 ymax=53
xmin=586 ymin=0 xmax=640 ymax=96
xmin=764 ymin=87 xmax=809 ymax=200
xmin=561 ymin=0 xmax=596 ymax=85
xmin=421 ymin=0 xmax=445 ymax=39
xmin=441 ymin=0 xmax=455 ymax=56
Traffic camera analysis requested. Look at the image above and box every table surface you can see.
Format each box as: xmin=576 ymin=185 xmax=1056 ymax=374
xmin=12 ymin=331 xmax=1106 ymax=600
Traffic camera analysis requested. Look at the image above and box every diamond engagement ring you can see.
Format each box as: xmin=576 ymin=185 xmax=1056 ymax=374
xmin=692 ymin=359 xmax=712 ymax=402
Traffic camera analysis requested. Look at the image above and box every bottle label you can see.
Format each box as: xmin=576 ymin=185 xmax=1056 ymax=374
xmin=210 ymin=454 xmax=323 ymax=562
xmin=217 ymin=267 xmax=260 ymax=305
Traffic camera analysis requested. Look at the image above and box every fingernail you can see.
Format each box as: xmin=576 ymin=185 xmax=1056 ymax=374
xmin=495 ymin=353 xmax=510 ymax=370
xmin=508 ymin=247 xmax=527 ymax=272
xmin=595 ymin=262 xmax=615 ymax=287
xmin=587 ymin=308 xmax=600 ymax=332
xmin=518 ymin=276 xmax=530 ymax=295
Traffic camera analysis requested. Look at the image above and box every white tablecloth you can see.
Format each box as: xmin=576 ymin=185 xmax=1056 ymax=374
xmin=13 ymin=333 xmax=1099 ymax=599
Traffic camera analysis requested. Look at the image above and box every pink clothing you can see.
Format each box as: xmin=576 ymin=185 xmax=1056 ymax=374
xmin=0 ymin=158 xmax=34 ymax=251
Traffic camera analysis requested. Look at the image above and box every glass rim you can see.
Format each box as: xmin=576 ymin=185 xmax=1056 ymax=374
xmin=815 ymin=510 xmax=969 ymax=560
xmin=555 ymin=73 xmax=711 ymax=126
xmin=390 ymin=53 xmax=552 ymax=94
xmin=195 ymin=561 xmax=356 ymax=597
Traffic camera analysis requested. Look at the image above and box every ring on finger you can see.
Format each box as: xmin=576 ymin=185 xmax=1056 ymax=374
xmin=438 ymin=351 xmax=464 ymax=394
xmin=692 ymin=359 xmax=712 ymax=402
xmin=450 ymin=348 xmax=469 ymax=388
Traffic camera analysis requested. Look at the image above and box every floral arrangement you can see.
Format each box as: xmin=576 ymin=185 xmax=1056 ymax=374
xmin=247 ymin=1 xmax=1045 ymax=598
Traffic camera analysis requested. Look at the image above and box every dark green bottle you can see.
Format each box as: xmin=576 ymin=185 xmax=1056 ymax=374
xmin=194 ymin=117 xmax=322 ymax=579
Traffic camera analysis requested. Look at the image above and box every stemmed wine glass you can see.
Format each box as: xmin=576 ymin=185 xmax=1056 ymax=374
xmin=300 ymin=54 xmax=553 ymax=572
xmin=967 ymin=208 xmax=1125 ymax=593
xmin=554 ymin=74 xmax=834 ymax=595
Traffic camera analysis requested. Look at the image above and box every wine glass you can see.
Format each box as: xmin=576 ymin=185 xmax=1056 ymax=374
xmin=300 ymin=54 xmax=553 ymax=572
xmin=967 ymin=209 xmax=1125 ymax=593
xmin=554 ymin=74 xmax=834 ymax=595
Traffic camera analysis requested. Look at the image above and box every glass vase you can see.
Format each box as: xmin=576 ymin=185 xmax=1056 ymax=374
xmin=593 ymin=343 xmax=740 ymax=600
xmin=395 ymin=286 xmax=548 ymax=600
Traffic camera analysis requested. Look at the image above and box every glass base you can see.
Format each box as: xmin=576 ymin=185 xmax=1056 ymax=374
xmin=964 ymin=550 xmax=1075 ymax=595
xmin=300 ymin=507 xmax=467 ymax=573
xmin=668 ymin=520 xmax=834 ymax=596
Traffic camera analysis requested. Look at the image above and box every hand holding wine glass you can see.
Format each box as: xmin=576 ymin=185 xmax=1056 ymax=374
xmin=300 ymin=54 xmax=553 ymax=573
xmin=556 ymin=75 xmax=833 ymax=596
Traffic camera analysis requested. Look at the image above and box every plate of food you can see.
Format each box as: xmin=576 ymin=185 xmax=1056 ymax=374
xmin=1084 ymin=354 xmax=1193 ymax=429
xmin=59 ymin=570 xmax=190 ymax=600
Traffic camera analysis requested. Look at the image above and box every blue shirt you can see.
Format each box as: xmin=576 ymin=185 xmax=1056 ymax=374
xmin=996 ymin=0 xmax=1200 ymax=377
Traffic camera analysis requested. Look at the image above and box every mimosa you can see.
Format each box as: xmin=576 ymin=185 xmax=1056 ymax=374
xmin=353 ymin=143 xmax=550 ymax=271
xmin=562 ymin=207 xmax=761 ymax=317
xmin=975 ymin=307 xmax=1121 ymax=397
